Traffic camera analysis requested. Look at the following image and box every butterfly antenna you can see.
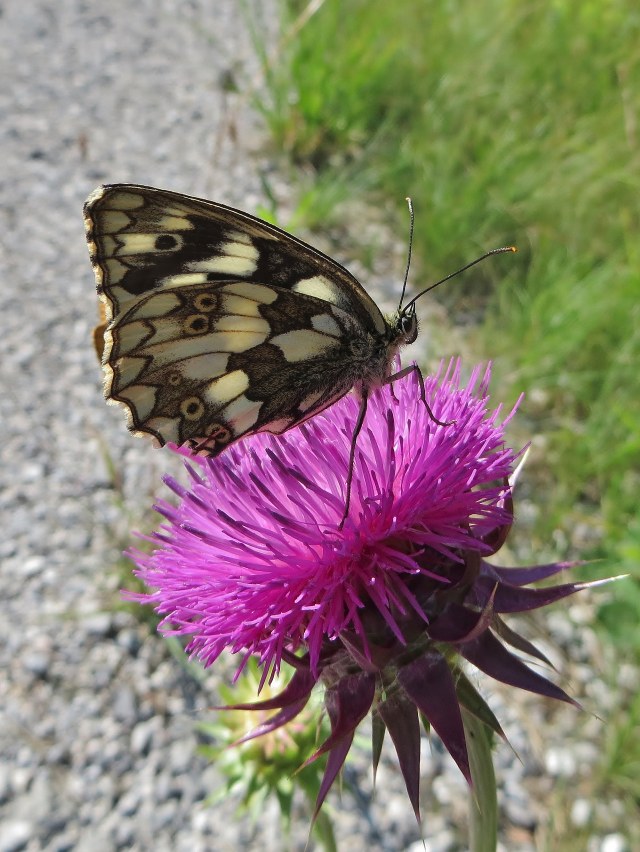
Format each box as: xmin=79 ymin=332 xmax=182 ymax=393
xmin=397 ymin=197 xmax=415 ymax=312
xmin=403 ymin=245 xmax=517 ymax=311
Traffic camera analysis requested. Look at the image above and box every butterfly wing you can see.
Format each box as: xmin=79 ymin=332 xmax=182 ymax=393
xmin=84 ymin=184 xmax=389 ymax=454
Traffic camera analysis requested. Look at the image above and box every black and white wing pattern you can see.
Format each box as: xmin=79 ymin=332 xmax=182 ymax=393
xmin=84 ymin=184 xmax=408 ymax=457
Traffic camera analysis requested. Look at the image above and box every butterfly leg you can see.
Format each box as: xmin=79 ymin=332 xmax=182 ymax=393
xmin=385 ymin=364 xmax=454 ymax=427
xmin=339 ymin=391 xmax=369 ymax=529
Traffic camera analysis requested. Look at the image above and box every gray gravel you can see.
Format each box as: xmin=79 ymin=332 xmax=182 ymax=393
xmin=0 ymin=1 xmax=633 ymax=850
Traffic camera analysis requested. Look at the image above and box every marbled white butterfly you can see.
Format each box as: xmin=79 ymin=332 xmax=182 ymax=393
xmin=84 ymin=184 xmax=513 ymax=520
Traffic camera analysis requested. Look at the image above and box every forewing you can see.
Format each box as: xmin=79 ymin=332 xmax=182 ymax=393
xmin=83 ymin=184 xmax=386 ymax=335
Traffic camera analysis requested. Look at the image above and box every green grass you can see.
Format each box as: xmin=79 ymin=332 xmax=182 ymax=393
xmin=248 ymin=0 xmax=640 ymax=841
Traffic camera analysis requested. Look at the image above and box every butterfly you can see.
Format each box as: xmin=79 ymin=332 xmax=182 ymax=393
xmin=84 ymin=184 xmax=513 ymax=521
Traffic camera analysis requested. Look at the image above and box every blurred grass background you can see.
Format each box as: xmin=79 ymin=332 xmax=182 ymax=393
xmin=243 ymin=0 xmax=640 ymax=842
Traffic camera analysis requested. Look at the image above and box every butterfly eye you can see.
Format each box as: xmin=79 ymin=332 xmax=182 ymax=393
xmin=401 ymin=306 xmax=418 ymax=344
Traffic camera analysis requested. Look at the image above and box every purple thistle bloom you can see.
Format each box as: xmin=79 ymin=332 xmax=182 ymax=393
xmin=131 ymin=360 xmax=594 ymax=818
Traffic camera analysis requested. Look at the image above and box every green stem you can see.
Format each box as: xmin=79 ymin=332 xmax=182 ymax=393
xmin=463 ymin=708 xmax=498 ymax=852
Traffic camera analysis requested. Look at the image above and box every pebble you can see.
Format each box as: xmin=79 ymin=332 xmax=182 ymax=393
xmin=130 ymin=717 xmax=161 ymax=756
xmin=21 ymin=652 xmax=50 ymax=679
xmin=0 ymin=771 xmax=11 ymax=806
xmin=0 ymin=821 xmax=32 ymax=852
xmin=112 ymin=685 xmax=138 ymax=725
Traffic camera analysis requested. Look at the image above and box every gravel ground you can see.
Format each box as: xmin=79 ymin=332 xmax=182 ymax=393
xmin=0 ymin=2 xmax=633 ymax=851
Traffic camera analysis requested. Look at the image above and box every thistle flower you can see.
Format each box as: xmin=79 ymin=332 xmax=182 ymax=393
xmin=131 ymin=360 xmax=596 ymax=820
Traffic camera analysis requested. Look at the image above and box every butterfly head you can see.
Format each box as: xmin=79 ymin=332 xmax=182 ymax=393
xmin=394 ymin=303 xmax=419 ymax=345
xmin=395 ymin=238 xmax=518 ymax=350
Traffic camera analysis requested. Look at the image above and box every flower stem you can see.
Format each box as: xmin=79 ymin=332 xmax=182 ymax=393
xmin=463 ymin=708 xmax=498 ymax=852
